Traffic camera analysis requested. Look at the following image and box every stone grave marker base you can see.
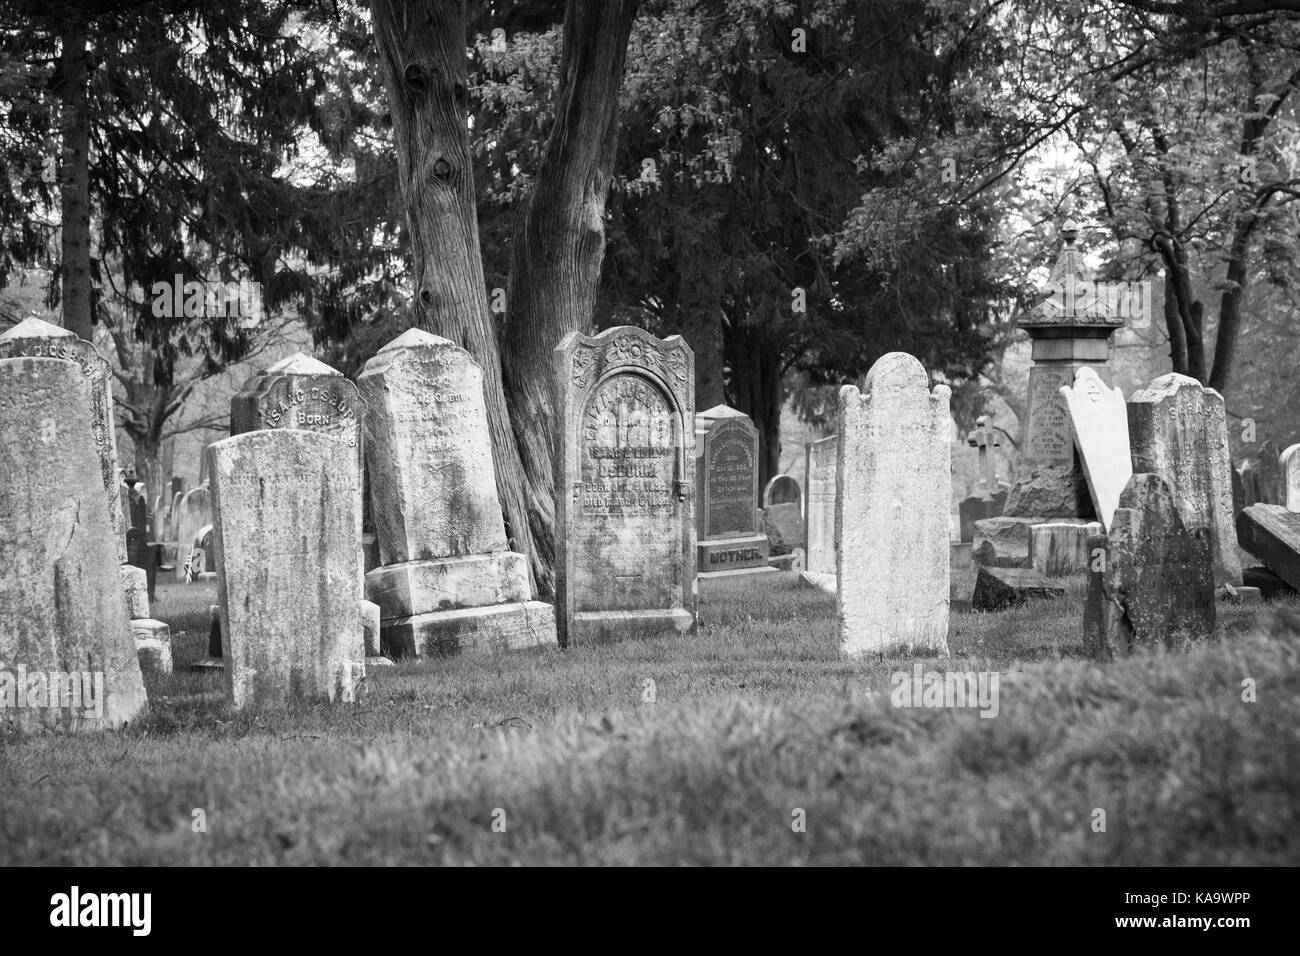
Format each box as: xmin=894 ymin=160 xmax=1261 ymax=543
xmin=565 ymin=608 xmax=695 ymax=647
xmin=972 ymin=566 xmax=1066 ymax=611
xmin=384 ymin=601 xmax=557 ymax=657
xmin=365 ymin=554 xmax=530 ymax=620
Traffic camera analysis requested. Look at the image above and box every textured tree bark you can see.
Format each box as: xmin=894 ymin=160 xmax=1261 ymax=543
xmin=727 ymin=313 xmax=783 ymax=488
xmin=500 ymin=0 xmax=640 ymax=596
xmin=370 ymin=0 xmax=539 ymax=587
xmin=56 ymin=21 xmax=93 ymax=341
xmin=681 ymin=278 xmax=726 ymax=411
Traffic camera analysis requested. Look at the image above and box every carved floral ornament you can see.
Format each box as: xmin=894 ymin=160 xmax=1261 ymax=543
xmin=571 ymin=333 xmax=689 ymax=390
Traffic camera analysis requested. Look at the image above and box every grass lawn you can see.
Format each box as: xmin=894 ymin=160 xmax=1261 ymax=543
xmin=1 ymin=567 xmax=1297 ymax=865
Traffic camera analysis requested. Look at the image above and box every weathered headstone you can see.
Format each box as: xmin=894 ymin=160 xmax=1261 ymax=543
xmin=555 ymin=326 xmax=695 ymax=646
xmin=363 ymin=329 xmax=556 ymax=655
xmin=803 ymin=435 xmax=838 ymax=579
xmin=209 ymin=430 xmax=364 ymax=709
xmin=1236 ymin=504 xmax=1300 ymax=593
xmin=1060 ymin=366 xmax=1131 ymax=531
xmin=763 ymin=475 xmax=801 ymax=508
xmin=231 ymin=352 xmax=362 ymax=454
xmin=1029 ymin=520 xmax=1103 ymax=576
xmin=0 ymin=318 xmax=127 ymax=562
xmin=836 ymin=352 xmax=951 ymax=656
xmin=695 ymin=407 xmax=774 ymax=581
xmin=174 ymin=484 xmax=211 ymax=581
xmin=763 ymin=502 xmax=805 ymax=555
xmin=1281 ymin=443 xmax=1300 ymax=513
xmin=0 ymin=357 xmax=148 ymax=730
xmin=1085 ymin=473 xmax=1215 ymax=659
xmin=1128 ymin=373 xmax=1242 ymax=587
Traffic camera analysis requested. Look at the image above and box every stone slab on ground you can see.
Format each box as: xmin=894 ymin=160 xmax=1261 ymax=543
xmin=972 ymin=566 xmax=1066 ymax=611
xmin=1236 ymin=504 xmax=1300 ymax=593
xmin=1029 ymin=521 xmax=1102 ymax=577
xmin=1242 ymin=566 xmax=1297 ymax=601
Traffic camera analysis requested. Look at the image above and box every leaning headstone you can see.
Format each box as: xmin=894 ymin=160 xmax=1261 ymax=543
xmin=209 ymin=430 xmax=364 ymax=708
xmin=363 ymin=329 xmax=556 ymax=655
xmin=0 ymin=357 xmax=147 ymax=730
xmin=803 ymin=435 xmax=838 ymax=580
xmin=763 ymin=474 xmax=801 ymax=508
xmin=1085 ymin=473 xmax=1215 ymax=659
xmin=695 ymin=407 xmax=774 ymax=582
xmin=555 ymin=326 xmax=695 ymax=646
xmin=1128 ymin=373 xmax=1242 ymax=588
xmin=1060 ymin=366 xmax=1131 ymax=532
xmin=973 ymin=566 xmax=1065 ymax=611
xmin=836 ymin=352 xmax=951 ymax=656
xmin=1236 ymin=505 xmax=1300 ymax=593
xmin=0 ymin=319 xmax=127 ymax=563
xmin=174 ymin=484 xmax=211 ymax=581
xmin=1281 ymin=443 xmax=1300 ymax=513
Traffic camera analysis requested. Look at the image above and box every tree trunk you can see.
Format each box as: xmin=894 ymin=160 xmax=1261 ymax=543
xmin=681 ymin=277 xmax=726 ymax=411
xmin=370 ymin=0 xmax=539 ymax=587
xmin=501 ymin=0 xmax=640 ymax=596
xmin=56 ymin=20 xmax=93 ymax=341
xmin=1209 ymin=212 xmax=1257 ymax=396
xmin=727 ymin=314 xmax=783 ymax=488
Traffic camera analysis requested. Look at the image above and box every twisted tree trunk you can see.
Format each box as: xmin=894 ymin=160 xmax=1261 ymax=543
xmin=499 ymin=0 xmax=640 ymax=596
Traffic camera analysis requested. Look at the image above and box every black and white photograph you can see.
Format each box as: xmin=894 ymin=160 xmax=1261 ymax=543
xmin=0 ymin=0 xmax=1296 ymax=905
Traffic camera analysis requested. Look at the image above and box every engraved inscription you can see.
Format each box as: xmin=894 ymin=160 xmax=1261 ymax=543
xmin=705 ymin=429 xmax=757 ymax=537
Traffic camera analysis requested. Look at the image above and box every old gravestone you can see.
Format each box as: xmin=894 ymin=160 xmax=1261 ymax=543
xmin=555 ymin=326 xmax=695 ymax=646
xmin=958 ymin=416 xmax=1007 ymax=542
xmin=762 ymin=475 xmax=804 ymax=556
xmin=0 ymin=357 xmax=147 ymax=730
xmin=1128 ymin=373 xmax=1242 ymax=588
xmin=174 ymin=484 xmax=211 ymax=581
xmin=362 ymin=329 xmax=555 ymax=655
xmin=836 ymin=352 xmax=951 ymax=657
xmin=231 ymin=352 xmax=362 ymax=453
xmin=803 ymin=435 xmax=838 ymax=581
xmin=0 ymin=318 xmax=127 ymax=562
xmin=694 ymin=406 xmax=775 ymax=581
xmin=1280 ymin=443 xmax=1300 ymax=513
xmin=1085 ymin=473 xmax=1215 ymax=659
xmin=204 ymin=353 xmax=367 ymax=664
xmin=209 ymin=430 xmax=364 ymax=708
xmin=1060 ymin=366 xmax=1131 ymax=532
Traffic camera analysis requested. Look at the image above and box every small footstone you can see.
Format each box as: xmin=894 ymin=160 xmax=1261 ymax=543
xmin=972 ymin=566 xmax=1066 ymax=611
xmin=1220 ymin=585 xmax=1262 ymax=605
xmin=1236 ymin=504 xmax=1300 ymax=592
xmin=120 ymin=565 xmax=150 ymax=618
xmin=360 ymin=599 xmax=381 ymax=657
xmin=132 ymin=620 xmax=173 ymax=675
xmin=1242 ymin=566 xmax=1297 ymax=601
